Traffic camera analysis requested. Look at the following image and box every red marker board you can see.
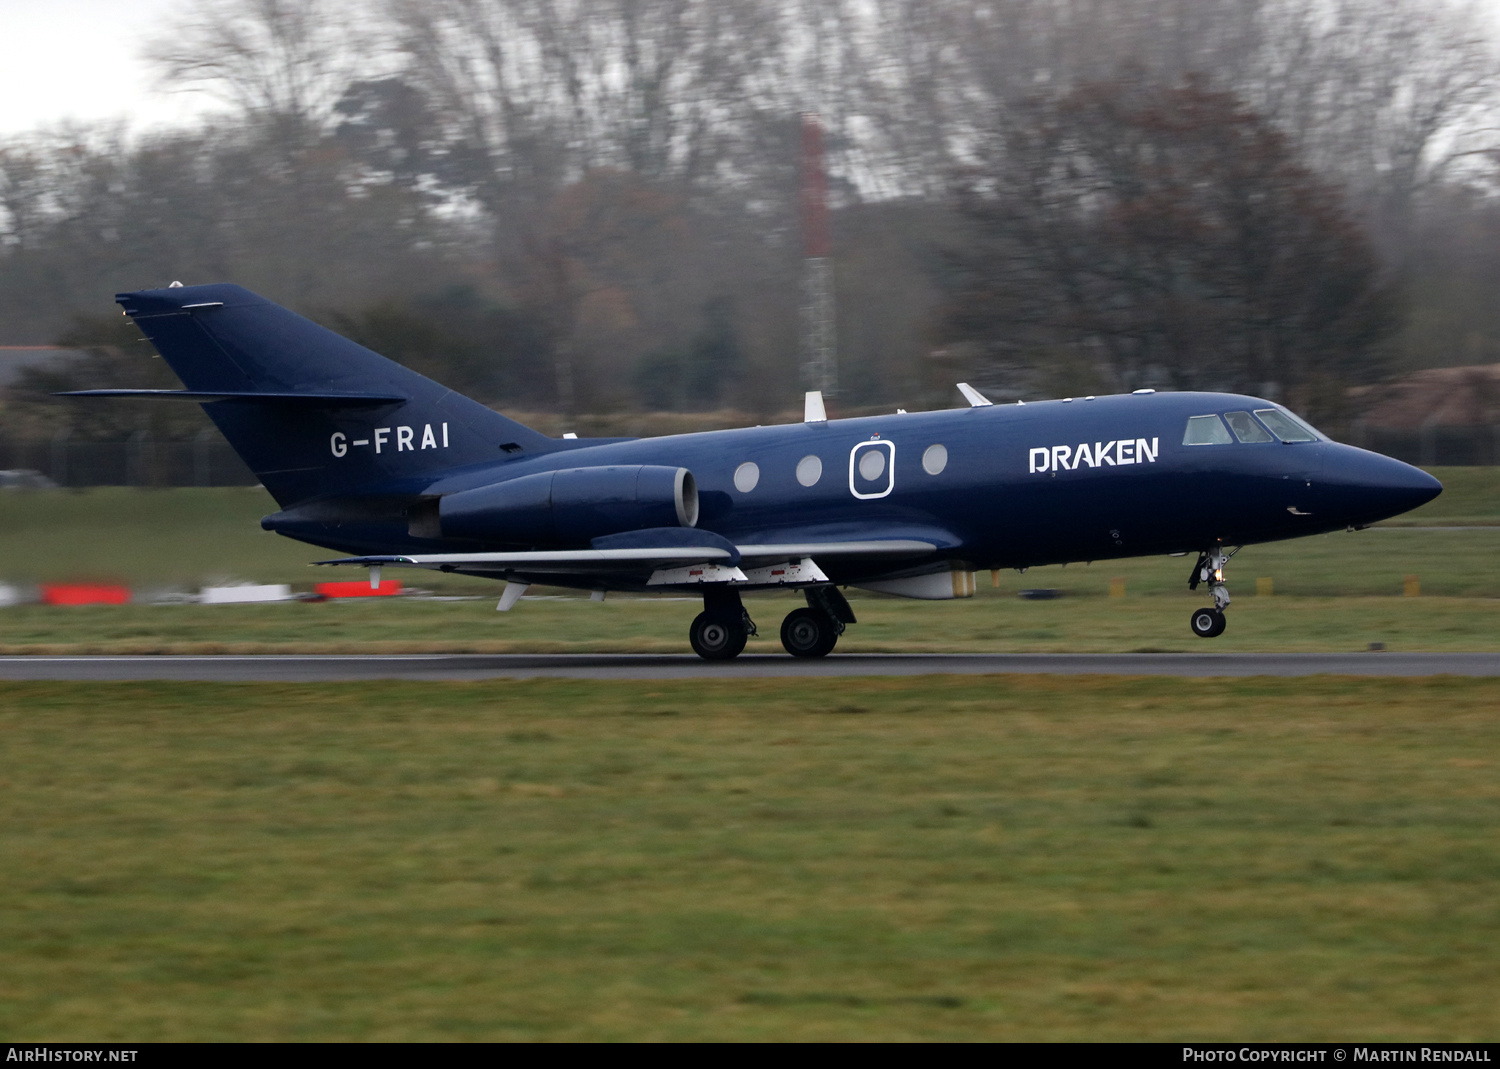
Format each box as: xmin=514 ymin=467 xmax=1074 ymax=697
xmin=314 ymin=580 xmax=403 ymax=599
xmin=41 ymin=584 xmax=131 ymax=606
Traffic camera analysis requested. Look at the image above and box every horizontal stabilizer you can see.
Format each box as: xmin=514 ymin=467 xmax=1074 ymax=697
xmin=58 ymin=389 xmax=406 ymax=407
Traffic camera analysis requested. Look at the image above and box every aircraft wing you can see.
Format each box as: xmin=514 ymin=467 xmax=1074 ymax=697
xmin=316 ymin=546 xmax=736 ymax=574
xmin=734 ymin=540 xmax=937 ymax=563
xmin=316 ymin=538 xmax=938 ymax=580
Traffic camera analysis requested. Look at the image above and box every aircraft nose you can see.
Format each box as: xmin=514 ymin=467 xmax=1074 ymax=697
xmin=1319 ymin=446 xmax=1442 ymax=525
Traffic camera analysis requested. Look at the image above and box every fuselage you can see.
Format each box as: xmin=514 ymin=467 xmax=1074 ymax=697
xmin=265 ymin=389 xmax=1441 ymax=586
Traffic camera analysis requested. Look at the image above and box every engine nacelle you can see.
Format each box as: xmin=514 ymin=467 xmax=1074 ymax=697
xmin=440 ymin=465 xmax=699 ymax=545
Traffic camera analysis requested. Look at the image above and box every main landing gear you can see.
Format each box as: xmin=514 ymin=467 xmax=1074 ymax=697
xmin=780 ymin=586 xmax=855 ymax=659
xmin=780 ymin=608 xmax=837 ymax=658
xmin=687 ymin=586 xmax=857 ymax=660
xmin=689 ymin=588 xmax=755 ymax=660
xmin=1187 ymin=547 xmax=1235 ymax=639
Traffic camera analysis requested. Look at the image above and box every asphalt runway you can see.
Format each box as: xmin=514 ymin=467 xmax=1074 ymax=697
xmin=1 ymin=651 xmax=1497 ymax=681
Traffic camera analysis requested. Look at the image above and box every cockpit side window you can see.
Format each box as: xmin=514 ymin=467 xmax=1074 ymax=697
xmin=1254 ymin=409 xmax=1318 ymax=443
xmin=1183 ymin=414 xmax=1232 ymax=445
xmin=1224 ymin=411 xmax=1273 ymax=443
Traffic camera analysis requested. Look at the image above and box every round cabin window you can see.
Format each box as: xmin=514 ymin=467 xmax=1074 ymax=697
xmin=733 ymin=461 xmax=760 ymax=493
xmin=922 ymin=444 xmax=948 ymax=475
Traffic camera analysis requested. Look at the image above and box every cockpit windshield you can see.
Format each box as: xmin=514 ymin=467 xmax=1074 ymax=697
xmin=1254 ymin=409 xmax=1320 ymax=443
xmin=1224 ymin=411 xmax=1273 ymax=443
xmin=1184 ymin=407 xmax=1326 ymax=446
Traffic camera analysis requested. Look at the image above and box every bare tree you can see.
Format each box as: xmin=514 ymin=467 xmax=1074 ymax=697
xmin=947 ymin=76 xmax=1396 ymax=417
xmin=144 ymin=0 xmax=372 ymax=140
xmin=383 ymin=0 xmax=786 ymax=197
xmin=1246 ymin=0 xmax=1500 ymax=255
xmin=843 ymin=0 xmax=1497 ymax=223
xmin=0 ymin=141 xmax=48 ymax=252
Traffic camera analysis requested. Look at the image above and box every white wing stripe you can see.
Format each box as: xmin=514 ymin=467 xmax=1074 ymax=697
xmin=318 ymin=540 xmax=935 ymax=571
xmin=395 ymin=547 xmax=733 ymax=565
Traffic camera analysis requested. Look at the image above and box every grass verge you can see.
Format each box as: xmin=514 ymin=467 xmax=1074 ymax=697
xmin=2 ymin=676 xmax=1497 ymax=1040
xmin=1 ymin=593 xmax=1499 ymax=654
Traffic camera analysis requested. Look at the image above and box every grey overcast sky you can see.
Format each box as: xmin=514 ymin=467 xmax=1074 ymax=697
xmin=3 ymin=0 xmax=1500 ymax=138
xmin=1 ymin=0 xmax=216 ymax=136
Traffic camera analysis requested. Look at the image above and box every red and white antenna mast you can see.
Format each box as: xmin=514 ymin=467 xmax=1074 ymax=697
xmin=800 ymin=111 xmax=836 ymax=396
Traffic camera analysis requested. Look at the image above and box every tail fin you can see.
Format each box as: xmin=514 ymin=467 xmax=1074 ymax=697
xmin=116 ymin=284 xmax=557 ymax=506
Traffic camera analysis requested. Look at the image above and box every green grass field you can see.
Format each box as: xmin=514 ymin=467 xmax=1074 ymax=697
xmin=0 ymin=471 xmax=1497 ymax=653
xmin=4 ymin=475 xmax=1498 ymax=1040
xmin=3 ymin=676 xmax=1497 ymax=1041
xmin=0 ymin=594 xmax=1497 ymax=655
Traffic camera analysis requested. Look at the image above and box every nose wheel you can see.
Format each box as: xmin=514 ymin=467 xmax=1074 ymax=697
xmin=1188 ymin=546 xmax=1236 ymax=639
xmin=1190 ymin=606 xmax=1227 ymax=638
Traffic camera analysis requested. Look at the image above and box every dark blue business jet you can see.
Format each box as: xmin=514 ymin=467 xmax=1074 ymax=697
xmin=68 ymin=283 xmax=1441 ymax=658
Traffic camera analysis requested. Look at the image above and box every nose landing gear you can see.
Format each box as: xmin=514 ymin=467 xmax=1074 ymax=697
xmin=1188 ymin=547 xmax=1236 ymax=639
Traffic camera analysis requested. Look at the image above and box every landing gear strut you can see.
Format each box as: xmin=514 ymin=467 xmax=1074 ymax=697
xmin=1188 ymin=547 xmax=1235 ymax=639
xmin=779 ymin=586 xmax=855 ymax=659
xmin=689 ymin=588 xmax=756 ymax=660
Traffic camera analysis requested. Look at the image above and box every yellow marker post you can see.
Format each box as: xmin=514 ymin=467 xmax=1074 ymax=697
xmin=1404 ymin=575 xmax=1421 ymax=597
xmin=1109 ymin=577 xmax=1125 ymax=598
xmin=991 ymin=569 xmax=1000 ymax=589
xmin=1256 ymin=577 xmax=1273 ymax=597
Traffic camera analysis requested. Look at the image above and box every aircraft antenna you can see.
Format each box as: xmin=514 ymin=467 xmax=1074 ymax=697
xmin=800 ymin=112 xmax=837 ymax=397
